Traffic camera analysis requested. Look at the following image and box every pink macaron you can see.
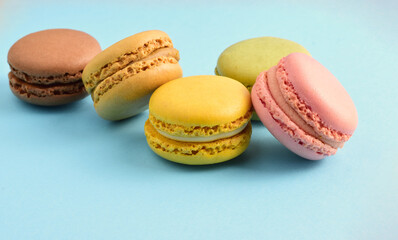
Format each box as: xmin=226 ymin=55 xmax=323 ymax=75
xmin=251 ymin=52 xmax=358 ymax=160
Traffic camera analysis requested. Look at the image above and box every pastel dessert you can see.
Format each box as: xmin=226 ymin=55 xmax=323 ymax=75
xmin=215 ymin=37 xmax=310 ymax=119
xmin=7 ymin=29 xmax=101 ymax=106
xmin=145 ymin=75 xmax=252 ymax=165
xmin=82 ymin=30 xmax=182 ymax=121
xmin=251 ymin=53 xmax=358 ymax=160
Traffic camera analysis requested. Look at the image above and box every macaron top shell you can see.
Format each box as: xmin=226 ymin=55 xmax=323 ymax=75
xmin=149 ymin=75 xmax=252 ymax=127
xmin=215 ymin=37 xmax=310 ymax=88
xmin=278 ymin=53 xmax=358 ymax=136
xmin=8 ymin=29 xmax=101 ymax=77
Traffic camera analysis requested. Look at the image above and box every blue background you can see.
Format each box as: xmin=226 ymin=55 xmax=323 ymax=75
xmin=1 ymin=0 xmax=397 ymax=239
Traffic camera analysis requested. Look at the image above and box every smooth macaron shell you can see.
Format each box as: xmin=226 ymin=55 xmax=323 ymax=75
xmin=7 ymin=28 xmax=101 ymax=106
xmin=149 ymin=76 xmax=252 ymax=127
xmin=215 ymin=37 xmax=310 ymax=88
xmin=252 ymin=53 xmax=358 ymax=160
xmin=145 ymin=75 xmax=252 ymax=165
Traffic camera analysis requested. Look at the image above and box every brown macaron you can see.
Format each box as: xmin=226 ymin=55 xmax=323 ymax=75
xmin=7 ymin=29 xmax=101 ymax=106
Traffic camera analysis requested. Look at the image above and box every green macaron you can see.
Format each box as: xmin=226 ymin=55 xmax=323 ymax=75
xmin=215 ymin=37 xmax=310 ymax=119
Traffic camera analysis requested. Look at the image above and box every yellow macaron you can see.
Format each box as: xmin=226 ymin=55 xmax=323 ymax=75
xmin=144 ymin=75 xmax=253 ymax=165
xmin=82 ymin=30 xmax=182 ymax=120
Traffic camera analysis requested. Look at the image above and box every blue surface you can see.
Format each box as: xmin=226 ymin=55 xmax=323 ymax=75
xmin=1 ymin=1 xmax=397 ymax=239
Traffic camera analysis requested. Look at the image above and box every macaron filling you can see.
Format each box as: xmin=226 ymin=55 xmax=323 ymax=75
xmin=145 ymin=120 xmax=252 ymax=159
xmin=92 ymin=55 xmax=179 ymax=103
xmin=84 ymin=37 xmax=175 ymax=93
xmin=148 ymin=110 xmax=252 ymax=139
xmin=155 ymin=121 xmax=249 ymax=143
xmin=89 ymin=46 xmax=180 ymax=103
xmin=9 ymin=65 xmax=83 ymax=85
xmin=9 ymin=72 xmax=85 ymax=97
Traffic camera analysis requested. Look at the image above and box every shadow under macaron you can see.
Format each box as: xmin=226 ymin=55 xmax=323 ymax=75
xmin=152 ymin=150 xmax=242 ymax=172
xmin=233 ymin=121 xmax=324 ymax=173
xmin=104 ymin=110 xmax=147 ymax=126
xmin=231 ymin=135 xmax=323 ymax=174
xmin=154 ymin=121 xmax=323 ymax=174
xmin=11 ymin=95 xmax=89 ymax=114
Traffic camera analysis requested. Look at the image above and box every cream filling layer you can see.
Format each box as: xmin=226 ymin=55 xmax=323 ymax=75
xmin=155 ymin=122 xmax=249 ymax=143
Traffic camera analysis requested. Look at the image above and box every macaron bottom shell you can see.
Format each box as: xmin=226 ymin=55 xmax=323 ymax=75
xmin=144 ymin=120 xmax=252 ymax=165
xmin=93 ymin=62 xmax=182 ymax=121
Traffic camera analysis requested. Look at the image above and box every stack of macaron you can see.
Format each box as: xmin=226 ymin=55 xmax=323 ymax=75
xmin=7 ymin=29 xmax=358 ymax=165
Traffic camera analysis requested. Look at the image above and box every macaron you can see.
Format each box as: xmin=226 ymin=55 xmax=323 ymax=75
xmin=215 ymin=37 xmax=310 ymax=119
xmin=82 ymin=30 xmax=182 ymax=121
xmin=144 ymin=75 xmax=252 ymax=165
xmin=251 ymin=53 xmax=358 ymax=160
xmin=7 ymin=29 xmax=101 ymax=106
